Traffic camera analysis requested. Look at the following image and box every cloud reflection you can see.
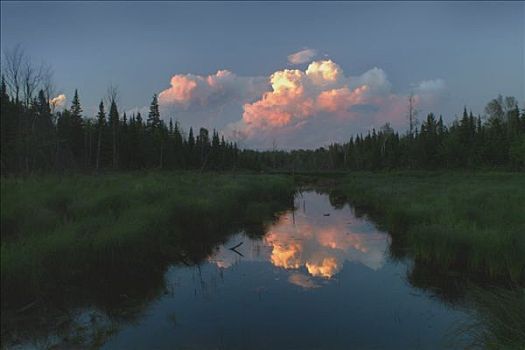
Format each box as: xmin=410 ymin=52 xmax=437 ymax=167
xmin=288 ymin=273 xmax=320 ymax=289
xmin=209 ymin=192 xmax=389 ymax=286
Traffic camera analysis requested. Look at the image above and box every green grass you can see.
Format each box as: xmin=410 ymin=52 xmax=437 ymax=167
xmin=459 ymin=287 xmax=525 ymax=350
xmin=336 ymin=171 xmax=525 ymax=282
xmin=0 ymin=172 xmax=294 ymax=308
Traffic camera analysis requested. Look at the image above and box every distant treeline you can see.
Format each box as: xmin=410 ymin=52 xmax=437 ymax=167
xmin=1 ymin=77 xmax=524 ymax=174
xmin=246 ymin=95 xmax=525 ymax=171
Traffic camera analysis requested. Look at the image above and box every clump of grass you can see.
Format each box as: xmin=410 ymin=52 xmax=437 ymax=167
xmin=453 ymin=287 xmax=525 ymax=349
xmin=337 ymin=171 xmax=525 ymax=282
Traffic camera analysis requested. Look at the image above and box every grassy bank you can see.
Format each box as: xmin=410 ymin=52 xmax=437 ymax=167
xmin=336 ymin=172 xmax=525 ymax=282
xmin=1 ymin=172 xmax=294 ymax=308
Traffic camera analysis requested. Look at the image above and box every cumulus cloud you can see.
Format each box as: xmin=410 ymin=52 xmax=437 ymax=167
xmin=158 ymin=70 xmax=268 ymax=110
xmin=49 ymin=94 xmax=66 ymax=109
xmin=226 ymin=60 xmax=425 ymax=148
xmin=240 ymin=60 xmax=349 ymax=132
xmin=154 ymin=59 xmax=445 ymax=149
xmin=225 ymin=60 xmax=449 ymax=149
xmin=157 ymin=69 xmax=268 ymax=129
xmin=288 ymin=48 xmax=318 ymax=65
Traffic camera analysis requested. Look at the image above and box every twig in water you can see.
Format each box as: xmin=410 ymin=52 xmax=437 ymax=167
xmin=229 ymin=241 xmax=243 ymax=250
xmin=229 ymin=241 xmax=244 ymax=257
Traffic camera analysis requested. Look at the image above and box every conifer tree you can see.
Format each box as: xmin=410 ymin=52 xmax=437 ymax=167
xmin=69 ymin=89 xmax=84 ymax=161
xmin=147 ymin=94 xmax=161 ymax=130
xmin=95 ymin=100 xmax=106 ymax=170
xmin=108 ymin=100 xmax=119 ymax=169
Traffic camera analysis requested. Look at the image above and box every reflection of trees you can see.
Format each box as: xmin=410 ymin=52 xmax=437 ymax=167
xmin=405 ymin=259 xmax=469 ymax=304
xmin=402 ymin=257 xmax=525 ymax=348
xmin=318 ymin=184 xmax=524 ymax=348
xmin=328 ymin=189 xmax=347 ymax=209
xmin=2 ymin=197 xmax=293 ymax=349
xmin=243 ymin=214 xmax=282 ymax=240
xmin=383 ymin=223 xmax=524 ymax=347
xmin=458 ymin=287 xmax=525 ymax=349
xmin=1 ymin=254 xmax=169 ymax=349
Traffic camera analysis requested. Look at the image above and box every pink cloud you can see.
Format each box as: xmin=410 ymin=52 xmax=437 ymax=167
xmin=226 ymin=60 xmax=445 ymax=148
xmin=317 ymin=86 xmax=368 ymax=114
xmin=155 ymin=59 xmax=445 ymax=149
xmin=159 ymin=75 xmax=198 ymax=106
xmin=234 ymin=61 xmax=386 ymax=140
xmin=158 ymin=69 xmax=268 ymax=111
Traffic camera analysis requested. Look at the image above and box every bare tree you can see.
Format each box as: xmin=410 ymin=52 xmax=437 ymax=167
xmin=105 ymin=84 xmax=119 ymax=107
xmin=272 ymin=138 xmax=278 ymax=169
xmin=380 ymin=122 xmax=394 ymax=157
xmin=40 ymin=63 xmax=55 ymax=102
xmin=22 ymin=58 xmax=43 ymax=106
xmin=3 ymin=45 xmax=54 ymax=107
xmin=2 ymin=44 xmax=25 ymax=102
xmin=407 ymin=93 xmax=418 ymax=137
xmin=106 ymin=84 xmax=119 ymax=169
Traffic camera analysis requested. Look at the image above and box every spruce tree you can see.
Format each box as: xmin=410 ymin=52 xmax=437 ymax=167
xmin=69 ymin=89 xmax=84 ymax=162
xmin=108 ymin=100 xmax=119 ymax=169
xmin=147 ymin=94 xmax=161 ymax=130
xmin=95 ymin=100 xmax=106 ymax=170
xmin=188 ymin=127 xmax=195 ymax=148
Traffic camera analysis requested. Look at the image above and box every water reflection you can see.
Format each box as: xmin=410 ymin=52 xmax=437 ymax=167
xmin=288 ymin=273 xmax=320 ymax=289
xmin=8 ymin=190 xmax=487 ymax=349
xmin=97 ymin=191 xmax=474 ymax=349
xmin=210 ymin=192 xmax=389 ymax=284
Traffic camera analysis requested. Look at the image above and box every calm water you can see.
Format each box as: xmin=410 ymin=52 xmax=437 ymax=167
xmin=96 ymin=191 xmax=471 ymax=350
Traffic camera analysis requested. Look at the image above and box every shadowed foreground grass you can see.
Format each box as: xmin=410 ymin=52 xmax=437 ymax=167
xmin=336 ymin=172 xmax=525 ymax=282
xmin=0 ymin=172 xmax=294 ymax=308
xmin=335 ymin=172 xmax=525 ymax=349
xmin=459 ymin=287 xmax=525 ymax=349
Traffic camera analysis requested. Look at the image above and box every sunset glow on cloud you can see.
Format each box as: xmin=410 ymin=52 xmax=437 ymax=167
xmin=157 ymin=57 xmax=445 ymax=149
xmin=288 ymin=48 xmax=318 ymax=65
xmin=158 ymin=70 xmax=267 ymax=110
xmin=236 ymin=59 xmax=367 ymax=134
xmin=229 ymin=59 xmax=438 ymax=148
xmin=159 ymin=75 xmax=198 ymax=106
xmin=49 ymin=94 xmax=66 ymax=109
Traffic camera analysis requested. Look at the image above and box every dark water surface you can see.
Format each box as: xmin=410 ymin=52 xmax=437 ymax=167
xmin=94 ymin=191 xmax=471 ymax=349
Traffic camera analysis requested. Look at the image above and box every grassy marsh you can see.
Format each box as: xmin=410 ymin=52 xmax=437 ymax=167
xmin=1 ymin=172 xmax=294 ymax=308
xmin=335 ymin=172 xmax=525 ymax=282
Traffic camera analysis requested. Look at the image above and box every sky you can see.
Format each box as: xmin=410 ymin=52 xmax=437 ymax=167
xmin=1 ymin=1 xmax=524 ymax=149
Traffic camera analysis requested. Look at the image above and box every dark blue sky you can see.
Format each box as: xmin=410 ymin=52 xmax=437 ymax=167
xmin=1 ymin=1 xmax=523 ymax=148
